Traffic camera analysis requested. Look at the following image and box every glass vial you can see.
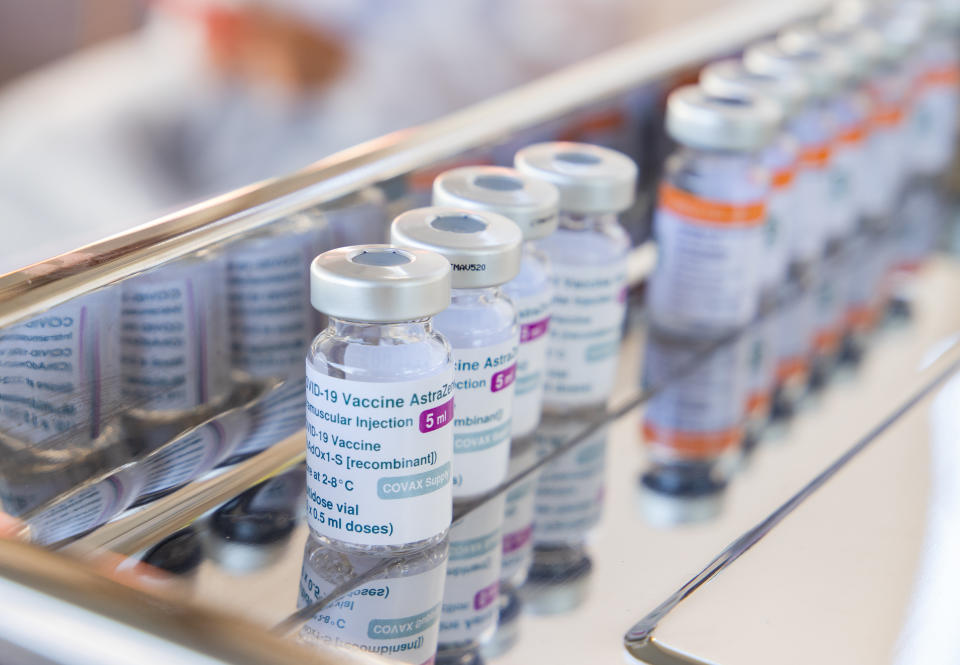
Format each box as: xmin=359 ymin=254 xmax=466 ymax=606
xmin=391 ymin=207 xmax=523 ymax=502
xmin=649 ymin=85 xmax=781 ymax=338
xmin=514 ymin=142 xmax=637 ymax=412
xmin=432 ymin=166 xmax=560 ymax=440
xmin=306 ymin=245 xmax=455 ymax=553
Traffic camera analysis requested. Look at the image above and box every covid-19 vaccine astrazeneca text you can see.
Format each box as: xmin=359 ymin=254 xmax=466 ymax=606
xmin=305 ymin=245 xmax=455 ymax=553
xmin=649 ymin=85 xmax=780 ymax=339
xmin=514 ymin=142 xmax=637 ymax=412
xmin=391 ymin=207 xmax=522 ymax=502
xmin=432 ymin=166 xmax=560 ymax=440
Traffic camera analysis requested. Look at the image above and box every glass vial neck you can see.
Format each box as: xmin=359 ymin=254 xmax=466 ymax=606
xmin=450 ymin=286 xmax=502 ymax=306
xmin=329 ymin=316 xmax=434 ymax=342
xmin=558 ymin=212 xmax=619 ymax=231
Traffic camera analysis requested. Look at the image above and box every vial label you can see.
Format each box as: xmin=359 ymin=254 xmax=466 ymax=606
xmin=500 ymin=444 xmax=539 ymax=585
xmin=0 ymin=292 xmax=117 ymax=445
xmin=139 ymin=411 xmax=249 ymax=497
xmin=305 ymin=365 xmax=455 ymax=546
xmin=762 ymin=167 xmax=796 ymax=289
xmin=649 ymin=184 xmax=764 ymax=334
xmin=226 ymin=231 xmax=320 ymax=380
xmin=791 ymin=148 xmax=832 ymax=262
xmin=642 ymin=336 xmax=746 ymax=461
xmin=910 ymin=64 xmax=960 ymax=173
xmin=233 ymin=378 xmax=305 ymax=457
xmin=450 ymin=340 xmax=518 ymax=498
xmin=510 ymin=288 xmax=552 ymax=438
xmin=545 ymin=262 xmax=627 ymax=408
xmin=439 ymin=496 xmax=504 ymax=647
xmin=844 ymin=235 xmax=884 ymax=332
xmin=120 ymin=265 xmax=229 ymax=412
xmin=813 ymin=262 xmax=844 ymax=356
xmin=744 ymin=315 xmax=777 ymax=422
xmin=776 ymin=288 xmax=815 ymax=387
xmin=298 ymin=556 xmax=446 ymax=665
xmin=533 ymin=423 xmax=606 ymax=546
xmin=828 ymin=132 xmax=863 ymax=239
xmin=28 ymin=472 xmax=140 ymax=546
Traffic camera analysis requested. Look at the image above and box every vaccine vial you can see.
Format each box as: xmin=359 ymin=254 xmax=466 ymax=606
xmin=514 ymin=142 xmax=637 ymax=412
xmin=648 ymin=85 xmax=780 ymax=337
xmin=0 ymin=288 xmax=120 ymax=448
xmin=436 ymin=495 xmax=506 ymax=662
xmin=698 ymin=60 xmax=807 ymax=429
xmin=120 ymin=253 xmax=232 ymax=448
xmin=298 ymin=535 xmax=448 ymax=665
xmin=225 ymin=214 xmax=330 ymax=384
xmin=744 ymin=41 xmax=850 ymax=384
xmin=390 ymin=207 xmax=522 ymax=501
xmin=432 ymin=166 xmax=560 ymax=440
xmin=305 ymin=245 xmax=455 ymax=553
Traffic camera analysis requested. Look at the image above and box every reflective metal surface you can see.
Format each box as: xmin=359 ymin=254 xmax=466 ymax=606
xmin=1 ymin=0 xmax=958 ymax=663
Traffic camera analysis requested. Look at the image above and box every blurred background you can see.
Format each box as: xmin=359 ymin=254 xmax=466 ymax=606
xmin=0 ymin=0 xmax=662 ymax=273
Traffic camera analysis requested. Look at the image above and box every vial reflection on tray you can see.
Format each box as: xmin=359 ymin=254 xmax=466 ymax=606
xmin=298 ymin=536 xmax=448 ymax=665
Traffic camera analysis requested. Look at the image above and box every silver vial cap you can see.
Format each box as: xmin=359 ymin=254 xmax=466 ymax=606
xmin=665 ymin=84 xmax=782 ymax=152
xmin=744 ymin=40 xmax=848 ymax=100
xmin=777 ymin=28 xmax=860 ymax=87
xmin=432 ymin=166 xmax=560 ymax=241
xmin=779 ymin=24 xmax=880 ymax=83
xmin=310 ymin=244 xmax=451 ymax=322
xmin=700 ymin=59 xmax=809 ymax=118
xmin=513 ymin=142 xmax=637 ymax=214
xmin=390 ymin=207 xmax=522 ymax=289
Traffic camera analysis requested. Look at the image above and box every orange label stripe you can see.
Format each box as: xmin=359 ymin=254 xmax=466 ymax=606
xmin=873 ymin=106 xmax=905 ymax=128
xmin=919 ymin=66 xmax=960 ymax=89
xmin=642 ymin=421 xmax=743 ymax=459
xmin=776 ymin=356 xmax=808 ymax=383
xmin=658 ymin=184 xmax=766 ymax=227
xmin=772 ymin=167 xmax=796 ymax=189
xmin=838 ymin=125 xmax=867 ymax=145
xmin=799 ymin=145 xmax=831 ymax=168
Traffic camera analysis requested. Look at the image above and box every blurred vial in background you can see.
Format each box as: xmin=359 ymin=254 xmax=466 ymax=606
xmin=649 ymin=85 xmax=779 ymax=339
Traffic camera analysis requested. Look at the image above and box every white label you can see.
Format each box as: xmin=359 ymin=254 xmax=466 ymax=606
xmin=862 ymin=127 xmax=905 ymax=218
xmin=649 ymin=209 xmax=762 ymax=334
xmin=910 ymin=84 xmax=959 ymax=173
xmin=28 ymin=471 xmax=141 ymax=545
xmin=532 ymin=423 xmax=606 ymax=546
xmin=0 ymin=293 xmax=117 ymax=445
xmin=499 ymin=444 xmax=539 ymax=585
xmin=745 ymin=316 xmax=777 ymax=413
xmin=227 ymin=231 xmax=319 ymax=380
xmin=544 ymin=262 xmax=627 ymax=408
xmin=439 ymin=496 xmax=504 ymax=646
xmin=298 ymin=555 xmax=446 ymax=665
xmin=120 ymin=263 xmax=229 ymax=412
xmin=234 ymin=378 xmax=304 ymax=457
xmin=450 ymin=340 xmax=518 ymax=498
xmin=510 ymin=288 xmax=552 ymax=439
xmin=305 ymin=365 xmax=454 ymax=546
xmin=826 ymin=143 xmax=860 ymax=239
xmin=761 ymin=186 xmax=794 ymax=289
xmin=813 ymin=261 xmax=844 ymax=352
xmin=776 ymin=287 xmax=816 ymax=373
xmin=139 ymin=410 xmax=249 ymax=497
xmin=790 ymin=168 xmax=831 ymax=262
